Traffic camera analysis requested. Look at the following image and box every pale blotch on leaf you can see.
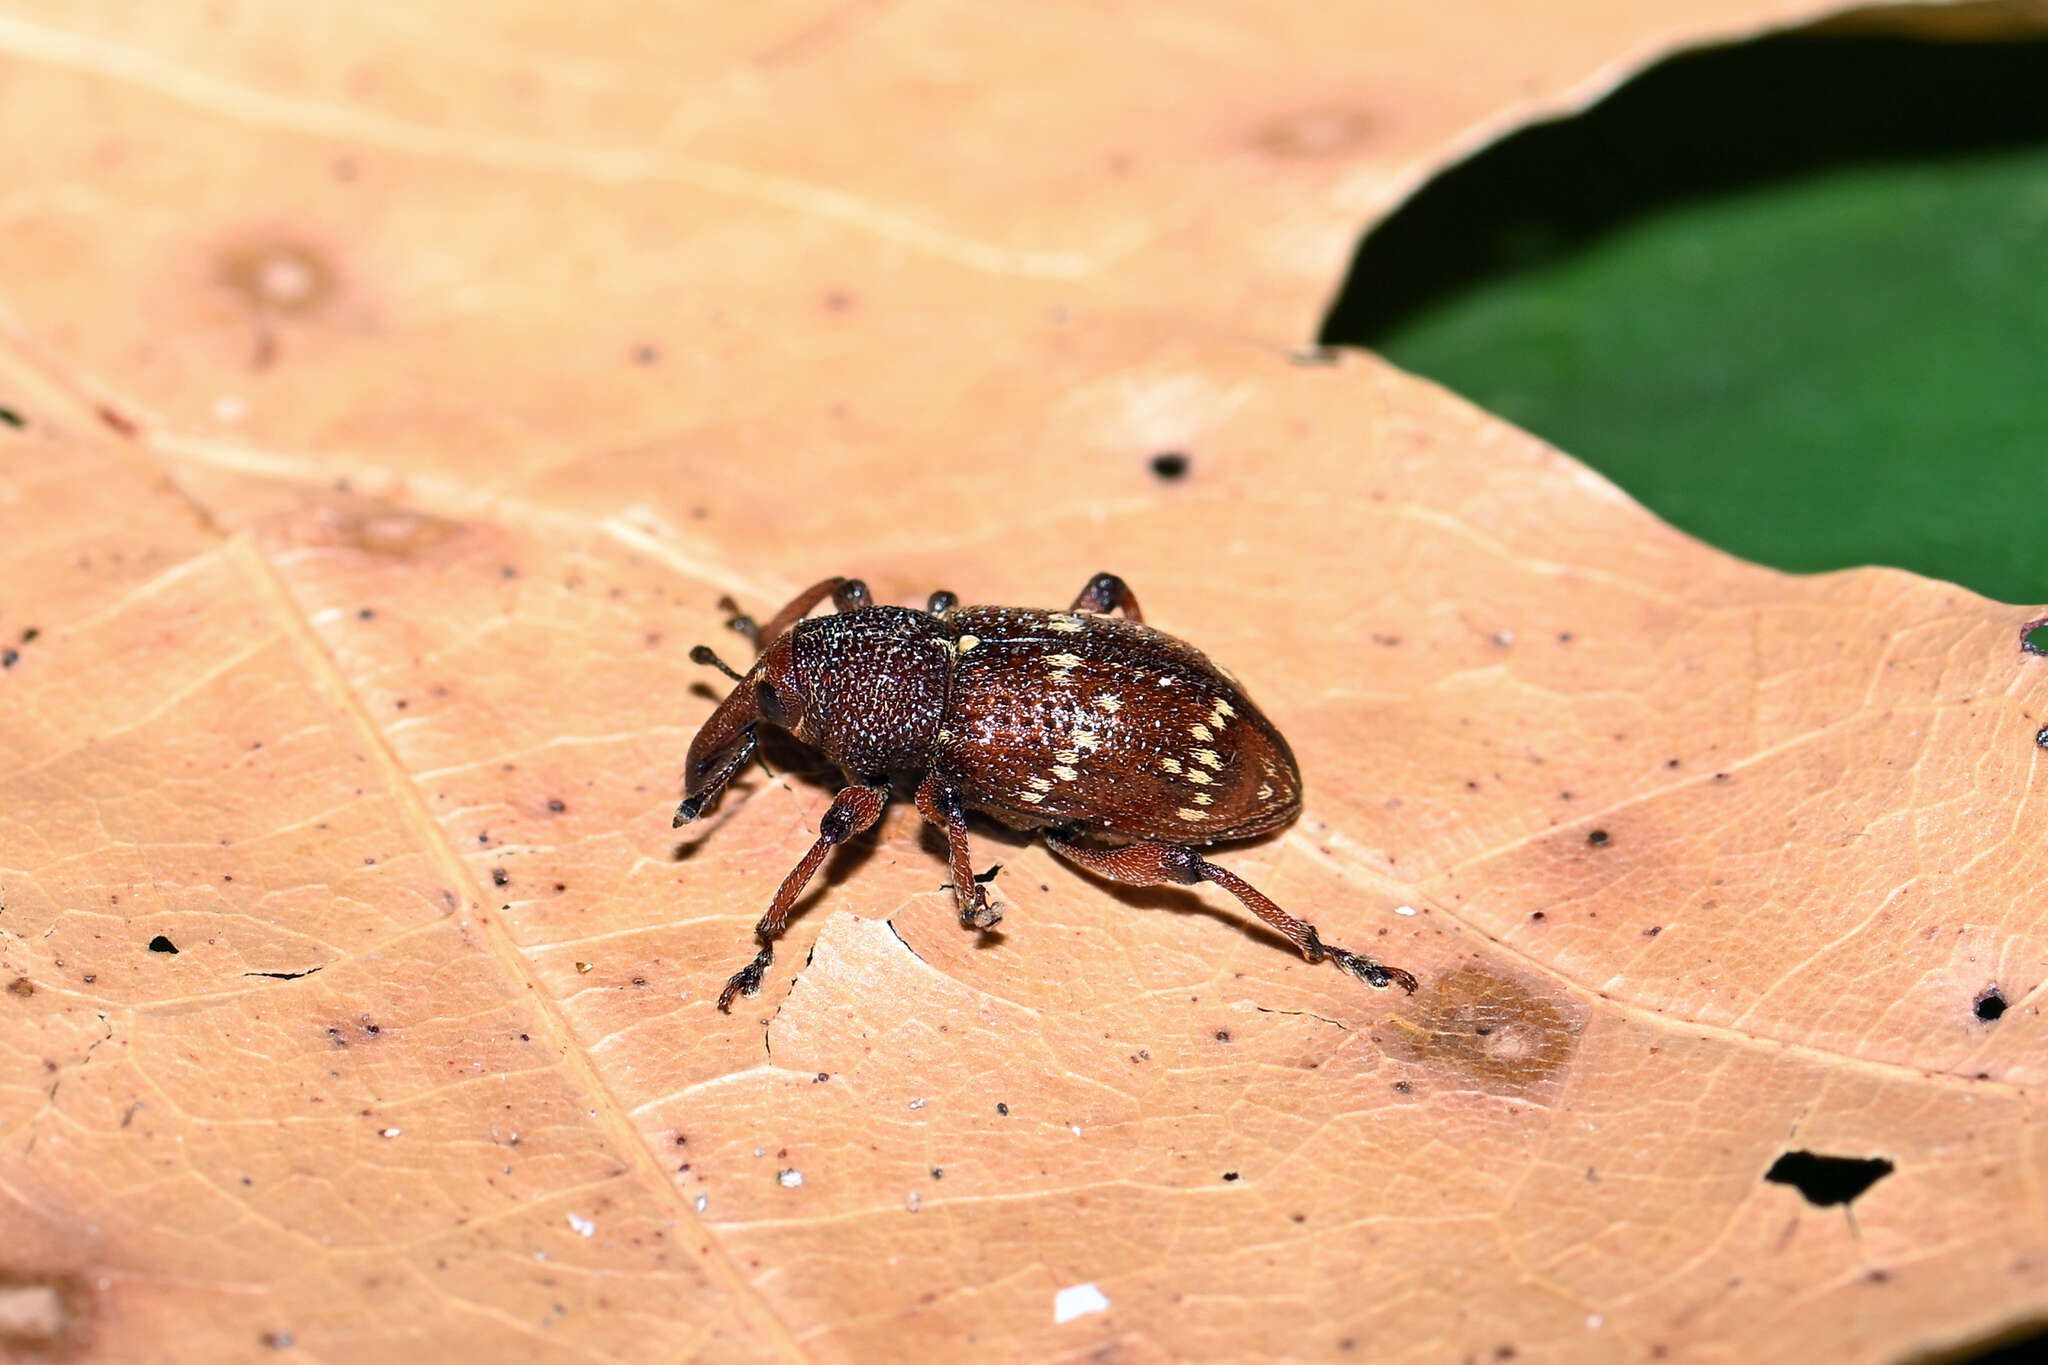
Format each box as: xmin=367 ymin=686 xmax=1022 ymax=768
xmin=1376 ymin=965 xmax=1583 ymax=1094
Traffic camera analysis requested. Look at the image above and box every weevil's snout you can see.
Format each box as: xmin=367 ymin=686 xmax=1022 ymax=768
xmin=675 ymin=637 xmax=803 ymax=825
xmin=675 ymin=686 xmax=761 ymax=825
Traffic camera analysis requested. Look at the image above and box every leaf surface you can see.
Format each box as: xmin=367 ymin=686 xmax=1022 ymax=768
xmin=2 ymin=2 xmax=2044 ymax=1362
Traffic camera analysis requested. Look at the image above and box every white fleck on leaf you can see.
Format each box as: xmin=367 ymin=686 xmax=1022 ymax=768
xmin=567 ymin=1213 xmax=596 ymax=1237
xmin=777 ymin=1168 xmax=804 ymax=1187
xmin=1054 ymin=1282 xmax=1111 ymax=1324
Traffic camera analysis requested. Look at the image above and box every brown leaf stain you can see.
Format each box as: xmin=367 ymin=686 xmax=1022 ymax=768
xmin=215 ymin=238 xmax=340 ymax=368
xmin=1251 ymin=105 xmax=1374 ymax=158
xmin=7 ymin=977 xmax=32 ymax=998
xmin=0 ymin=1270 xmax=92 ymax=1357
xmin=309 ymin=499 xmax=464 ymax=559
xmin=1376 ymin=965 xmax=1583 ymax=1095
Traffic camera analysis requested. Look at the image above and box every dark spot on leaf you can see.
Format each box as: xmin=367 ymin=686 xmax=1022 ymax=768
xmin=1587 ymin=829 xmax=1610 ymax=846
xmin=492 ymin=869 xmax=509 ymax=887
xmin=996 ymin=1102 xmax=1009 ymax=1116
xmin=1976 ymin=986 xmax=2007 ymax=1022
xmin=1149 ymin=451 xmax=1190 ymax=481
xmin=6 ymin=977 xmax=31 ymax=998
xmin=147 ymin=935 xmax=179 ymax=954
xmin=0 ymin=406 xmax=23 ymax=429
xmin=1 ymin=650 xmax=16 ymax=669
xmin=1221 ymin=1171 xmax=1240 ymax=1182
xmin=1764 ymin=1150 xmax=1893 ymax=1207
xmin=632 ymin=344 xmax=661 ymax=366
xmin=548 ymin=799 xmax=566 ymax=813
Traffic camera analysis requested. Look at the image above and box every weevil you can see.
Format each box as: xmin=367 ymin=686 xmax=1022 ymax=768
xmin=676 ymin=573 xmax=1418 ymax=1011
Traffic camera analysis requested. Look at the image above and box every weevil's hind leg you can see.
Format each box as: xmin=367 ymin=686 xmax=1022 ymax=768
xmin=1069 ymin=572 xmax=1142 ymax=622
xmin=1044 ymin=836 xmax=1417 ymax=992
xmin=914 ymin=774 xmax=1003 ymax=930
xmin=926 ymin=589 xmax=959 ymax=617
xmin=717 ymin=782 xmax=889 ymax=1012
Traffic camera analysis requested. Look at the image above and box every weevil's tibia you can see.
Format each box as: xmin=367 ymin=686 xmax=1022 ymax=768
xmin=716 ymin=782 xmax=889 ymax=1011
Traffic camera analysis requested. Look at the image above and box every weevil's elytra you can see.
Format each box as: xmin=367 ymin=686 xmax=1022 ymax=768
xmin=675 ymin=573 xmax=1417 ymax=1011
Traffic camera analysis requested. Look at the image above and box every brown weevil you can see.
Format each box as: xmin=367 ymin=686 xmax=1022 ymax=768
xmin=676 ymin=573 xmax=1418 ymax=1011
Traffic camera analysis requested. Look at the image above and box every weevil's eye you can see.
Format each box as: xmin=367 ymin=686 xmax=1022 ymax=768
xmin=755 ymin=681 xmax=792 ymax=728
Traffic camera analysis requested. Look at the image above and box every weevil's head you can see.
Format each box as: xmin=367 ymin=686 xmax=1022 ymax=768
xmin=672 ymin=634 xmax=808 ymax=826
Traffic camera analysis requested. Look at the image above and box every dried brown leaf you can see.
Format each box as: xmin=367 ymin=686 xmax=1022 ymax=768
xmin=3 ymin=2 xmax=2045 ymax=1363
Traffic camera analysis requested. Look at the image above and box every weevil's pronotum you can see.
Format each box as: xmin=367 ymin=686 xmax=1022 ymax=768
xmin=676 ymin=573 xmax=1418 ymax=1010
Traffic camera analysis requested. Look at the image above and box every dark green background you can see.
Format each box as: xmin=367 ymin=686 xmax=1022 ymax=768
xmin=1321 ymin=32 xmax=2048 ymax=607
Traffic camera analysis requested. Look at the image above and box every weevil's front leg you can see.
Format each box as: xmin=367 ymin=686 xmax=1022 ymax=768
xmin=915 ymin=774 xmax=1003 ymax=929
xmin=724 ymin=577 xmax=875 ymax=654
xmin=1045 ymin=836 xmax=1417 ymax=992
xmin=717 ymin=781 xmax=889 ymax=1012
xmin=1069 ymin=572 xmax=1142 ymax=622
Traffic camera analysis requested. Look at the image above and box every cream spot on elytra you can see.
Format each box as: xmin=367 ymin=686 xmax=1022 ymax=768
xmin=1026 ymin=776 xmax=1053 ymax=792
xmin=1177 ymin=807 xmax=1208 ymax=822
xmin=1257 ymin=782 xmax=1274 ymax=800
xmin=1213 ymin=698 xmax=1236 ymax=720
xmin=1056 ymin=748 xmax=1079 ymax=763
xmin=1053 ymin=765 xmax=1079 ymax=782
xmin=1186 ymin=769 xmax=1213 ymax=786
xmin=1190 ymin=723 xmax=1213 ymax=741
xmin=957 ymin=634 xmax=981 ymax=652
xmin=1048 ymin=614 xmax=1084 ymax=633
xmin=1095 ymin=695 xmax=1123 ymax=715
xmin=1193 ymin=792 xmax=1214 ymax=806
xmin=1193 ymin=748 xmax=1222 ymax=770
xmin=1072 ymin=730 xmax=1101 ymax=751
xmin=1045 ymin=652 xmax=1084 ymax=670
xmin=1021 ymin=790 xmax=1045 ymax=804
xmin=1161 ymin=757 xmax=1183 ymax=774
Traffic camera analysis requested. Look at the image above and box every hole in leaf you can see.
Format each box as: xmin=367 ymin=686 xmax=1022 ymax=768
xmin=1586 ymin=829 xmax=1611 ymax=846
xmin=1149 ymin=451 xmax=1190 ymax=481
xmin=147 ymin=935 xmax=179 ymax=954
xmin=1976 ymin=986 xmax=2008 ymax=1022
xmin=1322 ymin=30 xmax=2048 ymax=602
xmin=1908 ymin=1320 xmax=2048 ymax=1365
xmin=2024 ymin=620 xmax=2048 ymax=654
xmin=1764 ymin=1150 xmax=1892 ymax=1207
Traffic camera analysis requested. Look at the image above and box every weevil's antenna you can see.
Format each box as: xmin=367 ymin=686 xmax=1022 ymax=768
xmin=689 ymin=644 xmax=747 ymax=682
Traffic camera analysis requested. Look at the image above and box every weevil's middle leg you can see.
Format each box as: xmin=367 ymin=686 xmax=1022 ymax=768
xmin=1070 ymin=572 xmax=1142 ymax=622
xmin=1045 ymin=835 xmax=1417 ymax=992
xmin=915 ymin=774 xmax=1003 ymax=929
xmin=717 ymin=781 xmax=889 ymax=1012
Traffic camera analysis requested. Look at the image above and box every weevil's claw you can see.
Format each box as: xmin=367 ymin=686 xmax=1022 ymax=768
xmin=716 ymin=947 xmax=774 ymax=1012
xmin=672 ymin=797 xmax=703 ymax=827
xmin=1328 ymin=946 xmax=1418 ymax=994
xmin=961 ymin=894 xmax=1004 ymax=932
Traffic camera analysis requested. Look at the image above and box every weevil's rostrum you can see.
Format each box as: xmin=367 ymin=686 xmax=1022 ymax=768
xmin=676 ymin=573 xmax=1417 ymax=1011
